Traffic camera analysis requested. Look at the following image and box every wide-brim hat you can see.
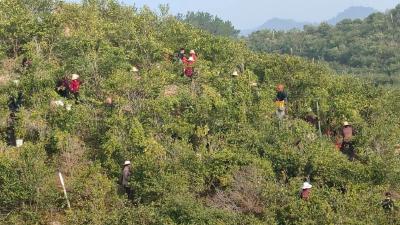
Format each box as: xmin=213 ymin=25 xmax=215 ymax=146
xmin=343 ymin=121 xmax=351 ymax=127
xmin=123 ymin=160 xmax=131 ymax=166
xmin=131 ymin=66 xmax=139 ymax=72
xmin=232 ymin=71 xmax=239 ymax=76
xmin=190 ymin=50 xmax=195 ymax=54
xmin=302 ymin=182 xmax=312 ymax=189
xmin=71 ymin=74 xmax=79 ymax=80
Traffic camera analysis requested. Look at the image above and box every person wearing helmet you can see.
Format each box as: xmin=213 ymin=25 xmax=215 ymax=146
xmin=275 ymin=84 xmax=288 ymax=119
xmin=189 ymin=49 xmax=197 ymax=62
xmin=300 ymin=181 xmax=312 ymax=200
xmin=340 ymin=121 xmax=356 ymax=161
xmin=68 ymin=74 xmax=82 ymax=103
xmin=119 ymin=160 xmax=133 ymax=200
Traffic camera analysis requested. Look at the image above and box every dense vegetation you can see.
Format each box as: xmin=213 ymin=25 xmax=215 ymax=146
xmin=177 ymin=11 xmax=240 ymax=38
xmin=0 ymin=0 xmax=400 ymax=224
xmin=247 ymin=4 xmax=400 ymax=86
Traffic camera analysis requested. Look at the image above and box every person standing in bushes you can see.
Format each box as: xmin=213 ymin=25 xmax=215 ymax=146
xmin=305 ymin=107 xmax=318 ymax=128
xmin=69 ymin=74 xmax=82 ymax=103
xmin=382 ymin=192 xmax=395 ymax=212
xmin=8 ymin=91 xmax=24 ymax=113
xmin=120 ymin=160 xmax=133 ymax=200
xmin=275 ymin=84 xmax=288 ymax=119
xmin=56 ymin=76 xmax=70 ymax=98
xmin=300 ymin=181 xmax=312 ymax=200
xmin=189 ymin=49 xmax=197 ymax=62
xmin=177 ymin=48 xmax=186 ymax=62
xmin=339 ymin=121 xmax=356 ymax=161
xmin=183 ymin=56 xmax=195 ymax=78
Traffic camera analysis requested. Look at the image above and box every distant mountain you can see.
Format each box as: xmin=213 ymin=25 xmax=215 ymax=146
xmin=327 ymin=6 xmax=377 ymax=24
xmin=259 ymin=18 xmax=310 ymax=31
xmin=241 ymin=6 xmax=377 ymax=35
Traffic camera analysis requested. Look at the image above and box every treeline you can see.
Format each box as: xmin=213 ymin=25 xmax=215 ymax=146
xmin=177 ymin=11 xmax=240 ymax=38
xmin=0 ymin=0 xmax=400 ymax=224
xmin=247 ymin=4 xmax=400 ymax=86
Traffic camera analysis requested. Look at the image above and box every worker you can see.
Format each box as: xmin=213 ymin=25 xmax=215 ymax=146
xmin=68 ymin=74 xmax=81 ymax=103
xmin=119 ymin=160 xmax=133 ymax=200
xmin=177 ymin=48 xmax=186 ymax=62
xmin=340 ymin=121 xmax=356 ymax=161
xmin=8 ymin=91 xmax=24 ymax=113
xmin=275 ymin=84 xmax=288 ymax=119
xmin=56 ymin=77 xmax=70 ymax=98
xmin=305 ymin=107 xmax=318 ymax=128
xmin=382 ymin=192 xmax=395 ymax=212
xmin=189 ymin=50 xmax=197 ymax=62
xmin=22 ymin=57 xmax=32 ymax=69
xmin=183 ymin=56 xmax=195 ymax=78
xmin=300 ymin=181 xmax=312 ymax=200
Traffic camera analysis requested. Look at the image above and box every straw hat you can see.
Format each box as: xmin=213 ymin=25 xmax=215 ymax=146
xmin=131 ymin=66 xmax=139 ymax=72
xmin=71 ymin=74 xmax=79 ymax=80
xmin=343 ymin=121 xmax=351 ymax=127
xmin=232 ymin=70 xmax=239 ymax=76
xmin=190 ymin=50 xmax=195 ymax=54
xmin=123 ymin=160 xmax=131 ymax=166
xmin=302 ymin=182 xmax=312 ymax=189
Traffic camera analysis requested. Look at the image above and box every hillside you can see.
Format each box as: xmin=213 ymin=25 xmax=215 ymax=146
xmin=247 ymin=4 xmax=400 ymax=86
xmin=1 ymin=1 xmax=400 ymax=224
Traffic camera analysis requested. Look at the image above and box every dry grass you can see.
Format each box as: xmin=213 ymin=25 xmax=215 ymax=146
xmin=164 ymin=84 xmax=178 ymax=97
xmin=206 ymin=166 xmax=266 ymax=215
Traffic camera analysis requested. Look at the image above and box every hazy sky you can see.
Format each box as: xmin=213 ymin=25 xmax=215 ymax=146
xmin=119 ymin=0 xmax=398 ymax=29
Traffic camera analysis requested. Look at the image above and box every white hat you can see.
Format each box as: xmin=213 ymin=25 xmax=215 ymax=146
xmin=190 ymin=50 xmax=195 ymax=54
xmin=71 ymin=74 xmax=79 ymax=80
xmin=232 ymin=71 xmax=239 ymax=76
xmin=131 ymin=66 xmax=139 ymax=72
xmin=188 ymin=57 xmax=194 ymax=62
xmin=123 ymin=160 xmax=131 ymax=166
xmin=250 ymin=82 xmax=258 ymax=87
xmin=54 ymin=100 xmax=64 ymax=107
xmin=65 ymin=104 xmax=72 ymax=111
xmin=343 ymin=121 xmax=351 ymax=127
xmin=302 ymin=182 xmax=312 ymax=189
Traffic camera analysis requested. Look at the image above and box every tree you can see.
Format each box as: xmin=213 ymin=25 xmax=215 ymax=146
xmin=177 ymin=11 xmax=240 ymax=38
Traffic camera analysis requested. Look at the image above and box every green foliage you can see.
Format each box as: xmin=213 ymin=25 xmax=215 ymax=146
xmin=247 ymin=4 xmax=400 ymax=86
xmin=0 ymin=1 xmax=399 ymax=224
xmin=177 ymin=11 xmax=240 ymax=38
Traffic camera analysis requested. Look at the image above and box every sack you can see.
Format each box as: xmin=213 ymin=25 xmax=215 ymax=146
xmin=275 ymin=101 xmax=285 ymax=109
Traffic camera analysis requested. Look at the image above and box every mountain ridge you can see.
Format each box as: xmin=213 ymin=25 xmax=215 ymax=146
xmin=241 ymin=6 xmax=377 ymax=35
